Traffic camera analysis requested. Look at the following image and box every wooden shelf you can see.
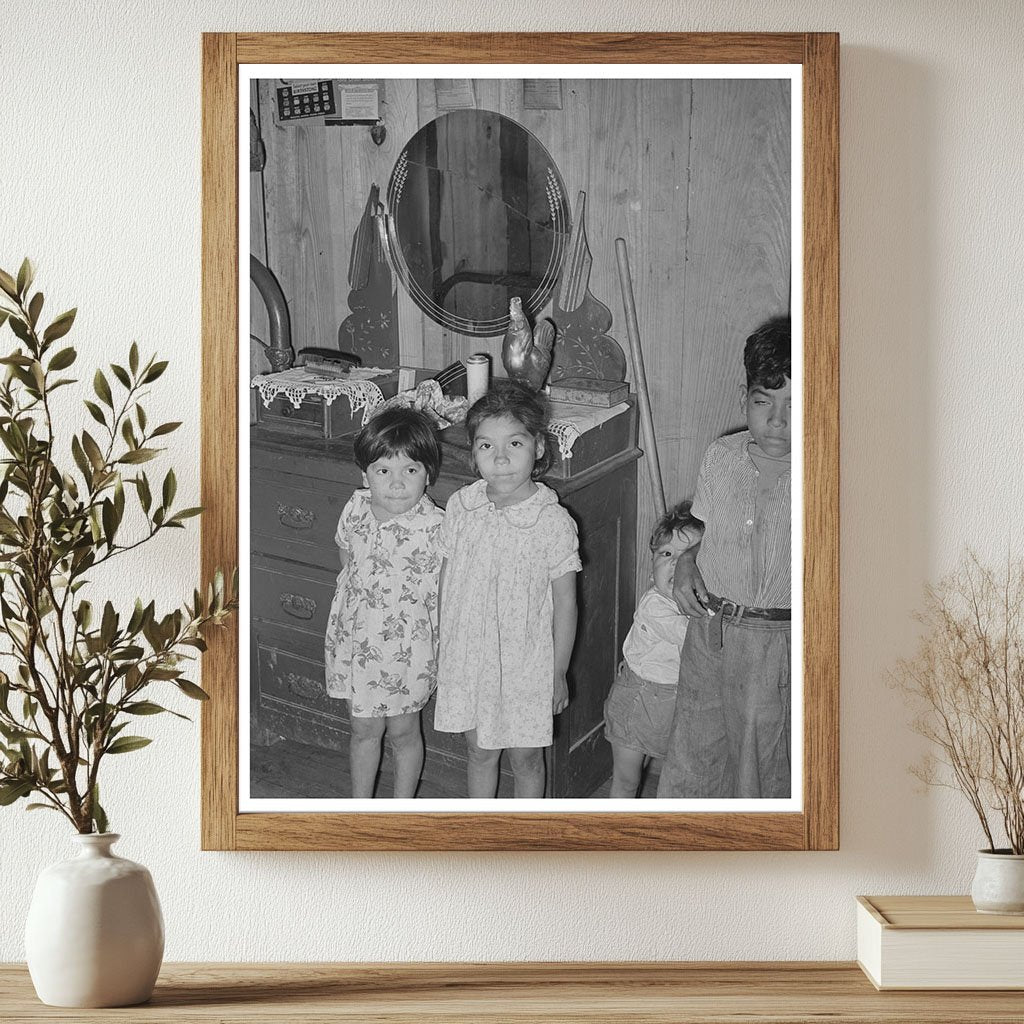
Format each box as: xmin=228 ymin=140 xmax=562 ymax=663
xmin=3 ymin=962 xmax=1023 ymax=1022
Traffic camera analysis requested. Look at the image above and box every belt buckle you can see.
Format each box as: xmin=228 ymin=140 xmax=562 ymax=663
xmin=710 ymin=600 xmax=741 ymax=651
xmin=709 ymin=599 xmax=729 ymax=650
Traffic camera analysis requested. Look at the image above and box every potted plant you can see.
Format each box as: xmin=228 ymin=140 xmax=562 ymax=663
xmin=0 ymin=259 xmax=236 ymax=1005
xmin=895 ymin=551 xmax=1024 ymax=914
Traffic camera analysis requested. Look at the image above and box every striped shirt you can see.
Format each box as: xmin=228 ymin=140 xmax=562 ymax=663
xmin=691 ymin=430 xmax=791 ymax=608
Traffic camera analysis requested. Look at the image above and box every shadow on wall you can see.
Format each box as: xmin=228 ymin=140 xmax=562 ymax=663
xmin=839 ymin=48 xmax=942 ymax=869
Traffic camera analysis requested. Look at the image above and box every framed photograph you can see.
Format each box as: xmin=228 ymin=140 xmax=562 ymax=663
xmin=201 ymin=32 xmax=838 ymax=850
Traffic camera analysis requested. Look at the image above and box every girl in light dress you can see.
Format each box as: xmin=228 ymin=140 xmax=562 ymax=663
xmin=434 ymin=381 xmax=581 ymax=798
xmin=324 ymin=408 xmax=443 ymax=798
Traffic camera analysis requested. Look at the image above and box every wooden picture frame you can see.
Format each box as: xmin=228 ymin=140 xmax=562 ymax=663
xmin=201 ymin=32 xmax=838 ymax=851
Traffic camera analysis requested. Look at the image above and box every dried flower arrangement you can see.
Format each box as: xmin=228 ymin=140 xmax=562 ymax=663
xmin=0 ymin=259 xmax=236 ymax=834
xmin=894 ymin=551 xmax=1024 ymax=854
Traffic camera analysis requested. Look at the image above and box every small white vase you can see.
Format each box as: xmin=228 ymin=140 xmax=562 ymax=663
xmin=970 ymin=849 xmax=1024 ymax=915
xmin=25 ymin=833 xmax=164 ymax=1007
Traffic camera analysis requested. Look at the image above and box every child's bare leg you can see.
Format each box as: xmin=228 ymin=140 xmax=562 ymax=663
xmin=609 ymin=744 xmax=646 ymax=798
xmin=349 ymin=715 xmax=385 ymax=798
xmin=385 ymin=711 xmax=424 ymax=798
xmin=508 ymin=746 xmax=545 ymax=798
xmin=465 ymin=729 xmax=502 ymax=798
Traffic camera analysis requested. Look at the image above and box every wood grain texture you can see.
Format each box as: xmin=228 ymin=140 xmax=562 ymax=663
xmin=233 ymin=810 xmax=805 ymax=852
xmin=3 ymin=962 xmax=1022 ymax=1023
xmin=860 ymin=896 xmax=1024 ymax=929
xmin=235 ymin=33 xmax=807 ymax=64
xmin=203 ymin=33 xmax=840 ymax=850
xmin=801 ymin=32 xmax=840 ymax=852
xmin=200 ymin=33 xmax=239 ymax=852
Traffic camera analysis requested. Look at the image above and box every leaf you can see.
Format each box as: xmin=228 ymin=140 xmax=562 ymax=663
xmin=129 ymin=342 xmax=139 ymax=375
xmin=142 ymin=360 xmax=168 ymax=383
xmin=110 ymin=646 xmax=145 ymax=665
xmin=101 ymin=498 xmax=117 ymax=546
xmin=76 ymin=600 xmax=93 ymax=630
xmin=48 ymin=346 xmax=77 ymax=372
xmin=150 ymin=421 xmax=181 ymax=438
xmin=42 ymin=308 xmax=76 ymax=344
xmin=176 ymin=679 xmax=210 ymax=701
xmin=118 ymin=448 xmax=157 ymax=465
xmin=168 ymin=507 xmax=202 ymax=525
xmin=135 ymin=473 xmax=152 ymax=513
xmin=162 ymin=468 xmax=176 ymax=508
xmin=105 ymin=735 xmax=152 ymax=755
xmin=136 ymin=404 xmax=147 ymax=432
xmin=121 ymin=418 xmax=137 ymax=449
xmin=26 ymin=803 xmax=61 ymax=813
xmin=100 ymin=601 xmax=117 ymax=647
xmin=0 ymin=269 xmax=18 ymax=300
xmin=8 ymin=317 xmax=31 ymax=345
xmin=113 ymin=476 xmax=125 ymax=521
xmin=81 ymin=431 xmax=105 ymax=471
xmin=124 ymin=700 xmax=172 ymax=716
xmin=27 ymin=292 xmax=43 ymax=328
xmin=0 ymin=779 xmax=33 ymax=805
xmin=16 ymin=258 xmax=34 ymax=299
xmin=110 ymin=363 xmax=131 ymax=389
xmin=93 ymin=369 xmax=113 ymax=409
xmin=91 ymin=785 xmax=108 ymax=834
xmin=70 ymin=435 xmax=92 ymax=482
xmin=83 ymin=400 xmax=106 ymax=427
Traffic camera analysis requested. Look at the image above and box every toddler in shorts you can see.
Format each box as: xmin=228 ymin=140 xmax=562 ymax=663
xmin=603 ymin=501 xmax=702 ymax=797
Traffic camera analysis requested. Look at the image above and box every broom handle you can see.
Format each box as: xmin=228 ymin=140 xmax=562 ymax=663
xmin=615 ymin=238 xmax=666 ymax=517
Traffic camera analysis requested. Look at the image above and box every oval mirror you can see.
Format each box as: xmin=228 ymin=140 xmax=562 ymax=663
xmin=386 ymin=110 xmax=571 ymax=337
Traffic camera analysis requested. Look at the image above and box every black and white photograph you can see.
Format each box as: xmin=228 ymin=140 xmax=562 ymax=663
xmin=241 ymin=64 xmax=801 ymax=812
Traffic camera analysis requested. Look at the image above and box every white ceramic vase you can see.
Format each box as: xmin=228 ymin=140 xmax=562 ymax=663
xmin=24 ymin=833 xmax=164 ymax=1007
xmin=970 ymin=849 xmax=1024 ymax=915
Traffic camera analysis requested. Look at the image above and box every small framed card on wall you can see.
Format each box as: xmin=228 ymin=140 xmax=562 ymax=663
xmin=201 ymin=32 xmax=839 ymax=851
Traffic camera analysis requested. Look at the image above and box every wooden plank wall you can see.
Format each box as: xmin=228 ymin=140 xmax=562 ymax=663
xmin=252 ymin=77 xmax=790 ymax=584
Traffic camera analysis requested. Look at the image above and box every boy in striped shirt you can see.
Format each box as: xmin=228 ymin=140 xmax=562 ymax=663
xmin=657 ymin=316 xmax=792 ymax=799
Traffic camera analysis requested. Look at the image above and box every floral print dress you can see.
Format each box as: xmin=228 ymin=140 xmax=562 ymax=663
xmin=324 ymin=489 xmax=443 ymax=718
xmin=434 ymin=480 xmax=582 ymax=749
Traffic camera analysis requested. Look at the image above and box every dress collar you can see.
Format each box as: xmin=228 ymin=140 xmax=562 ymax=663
xmin=458 ymin=479 xmax=558 ymax=527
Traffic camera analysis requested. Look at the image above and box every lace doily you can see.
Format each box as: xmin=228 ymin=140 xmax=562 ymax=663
xmin=251 ymin=367 xmax=391 ymax=426
xmin=548 ymin=402 xmax=631 ymax=460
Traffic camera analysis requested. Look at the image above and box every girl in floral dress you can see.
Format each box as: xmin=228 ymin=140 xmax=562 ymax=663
xmin=435 ymin=381 xmax=581 ymax=798
xmin=324 ymin=408 xmax=443 ymax=798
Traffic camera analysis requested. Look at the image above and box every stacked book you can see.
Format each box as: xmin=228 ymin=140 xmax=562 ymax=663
xmin=857 ymin=895 xmax=1024 ymax=989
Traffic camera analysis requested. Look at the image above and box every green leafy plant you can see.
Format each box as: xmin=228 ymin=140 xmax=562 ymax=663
xmin=895 ymin=551 xmax=1024 ymax=854
xmin=0 ymin=259 xmax=236 ymax=833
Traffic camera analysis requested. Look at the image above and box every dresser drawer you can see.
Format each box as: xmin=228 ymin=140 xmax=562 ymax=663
xmin=253 ymin=626 xmax=346 ymax=729
xmin=251 ymin=556 xmax=337 ymax=637
xmin=251 ymin=471 xmax=354 ymax=568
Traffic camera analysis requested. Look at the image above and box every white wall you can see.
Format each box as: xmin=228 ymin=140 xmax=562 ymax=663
xmin=2 ymin=1 xmax=1023 ymax=962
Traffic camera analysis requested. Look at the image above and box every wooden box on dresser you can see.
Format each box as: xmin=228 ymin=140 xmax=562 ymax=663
xmin=249 ymin=400 xmax=639 ymax=799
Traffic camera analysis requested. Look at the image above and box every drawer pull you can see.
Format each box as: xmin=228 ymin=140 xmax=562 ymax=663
xmin=280 ymin=592 xmax=316 ymax=620
xmin=277 ymin=502 xmax=316 ymax=530
xmin=285 ymin=672 xmax=323 ymax=700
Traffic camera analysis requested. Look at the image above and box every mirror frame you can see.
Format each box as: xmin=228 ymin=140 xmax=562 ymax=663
xmin=202 ymin=31 xmax=839 ymax=851
xmin=385 ymin=109 xmax=572 ymax=337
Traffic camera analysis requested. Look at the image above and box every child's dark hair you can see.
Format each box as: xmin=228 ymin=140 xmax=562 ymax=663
xmin=353 ymin=407 xmax=442 ymax=485
xmin=743 ymin=315 xmax=791 ymax=391
xmin=650 ymin=499 xmax=700 ymax=552
xmin=465 ymin=379 xmax=553 ymax=480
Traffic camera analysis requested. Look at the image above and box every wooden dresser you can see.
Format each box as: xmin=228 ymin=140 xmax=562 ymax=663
xmin=249 ymin=403 xmax=639 ymax=798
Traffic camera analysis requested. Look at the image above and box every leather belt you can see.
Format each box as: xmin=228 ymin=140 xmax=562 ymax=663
xmin=705 ymin=594 xmax=791 ymax=622
xmin=704 ymin=593 xmax=790 ymax=650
